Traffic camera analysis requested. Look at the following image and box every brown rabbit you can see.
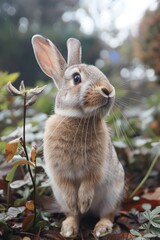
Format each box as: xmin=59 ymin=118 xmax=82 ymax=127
xmin=32 ymin=35 xmax=125 ymax=238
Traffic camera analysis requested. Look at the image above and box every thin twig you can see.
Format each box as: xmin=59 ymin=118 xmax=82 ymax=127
xmin=6 ymin=183 xmax=10 ymax=210
xmin=22 ymin=92 xmax=37 ymax=226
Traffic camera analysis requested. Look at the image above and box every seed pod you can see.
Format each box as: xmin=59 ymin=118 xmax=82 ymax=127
xmin=26 ymin=95 xmax=38 ymax=107
xmin=7 ymin=82 xmax=21 ymax=96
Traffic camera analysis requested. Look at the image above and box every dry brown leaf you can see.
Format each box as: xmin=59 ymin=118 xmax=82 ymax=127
xmin=30 ymin=146 xmax=37 ymax=162
xmin=25 ymin=200 xmax=35 ymax=211
xmin=142 ymin=187 xmax=160 ymax=200
xmin=5 ymin=138 xmax=20 ymax=161
xmin=13 ymin=159 xmax=35 ymax=167
xmin=22 ymin=214 xmax=34 ymax=230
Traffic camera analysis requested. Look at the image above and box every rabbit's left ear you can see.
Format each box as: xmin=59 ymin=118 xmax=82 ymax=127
xmin=67 ymin=38 xmax=81 ymax=66
xmin=32 ymin=35 xmax=66 ymax=89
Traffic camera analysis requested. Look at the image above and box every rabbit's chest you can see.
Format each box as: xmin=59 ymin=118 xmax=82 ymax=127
xmin=49 ymin=131 xmax=106 ymax=179
xmin=44 ymin=116 xmax=109 ymax=179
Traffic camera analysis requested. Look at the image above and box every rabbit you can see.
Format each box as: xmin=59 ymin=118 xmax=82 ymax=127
xmin=31 ymin=35 xmax=125 ymax=238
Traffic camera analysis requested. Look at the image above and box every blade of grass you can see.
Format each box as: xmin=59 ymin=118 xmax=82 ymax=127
xmin=130 ymin=152 xmax=160 ymax=198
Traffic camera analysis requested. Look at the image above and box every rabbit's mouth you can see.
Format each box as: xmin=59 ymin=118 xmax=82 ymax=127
xmin=82 ymin=86 xmax=115 ymax=116
xmin=101 ymin=96 xmax=115 ymax=114
xmin=82 ymin=95 xmax=115 ymax=117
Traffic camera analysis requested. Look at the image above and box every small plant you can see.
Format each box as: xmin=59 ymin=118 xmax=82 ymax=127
xmin=4 ymin=81 xmax=46 ymax=226
xmin=130 ymin=205 xmax=160 ymax=239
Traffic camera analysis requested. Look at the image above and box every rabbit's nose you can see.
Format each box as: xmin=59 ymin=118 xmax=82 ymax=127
xmin=101 ymin=88 xmax=111 ymax=96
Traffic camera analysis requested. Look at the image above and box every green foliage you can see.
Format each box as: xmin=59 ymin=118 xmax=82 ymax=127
xmin=5 ymin=166 xmax=17 ymax=183
xmin=131 ymin=206 xmax=160 ymax=239
xmin=0 ymin=72 xmax=20 ymax=88
xmin=0 ymin=71 xmax=19 ymax=110
xmin=34 ymin=82 xmax=57 ymax=114
xmin=136 ymin=2 xmax=160 ymax=79
xmin=0 ymin=81 xmax=52 ymax=238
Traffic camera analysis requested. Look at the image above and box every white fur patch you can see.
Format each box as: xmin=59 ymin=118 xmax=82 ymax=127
xmin=109 ymin=86 xmax=115 ymax=98
xmin=55 ymin=107 xmax=84 ymax=118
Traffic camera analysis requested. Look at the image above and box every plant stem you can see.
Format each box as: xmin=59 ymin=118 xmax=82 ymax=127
xmin=130 ymin=152 xmax=160 ymax=198
xmin=22 ymin=92 xmax=36 ymax=226
xmin=6 ymin=183 xmax=10 ymax=210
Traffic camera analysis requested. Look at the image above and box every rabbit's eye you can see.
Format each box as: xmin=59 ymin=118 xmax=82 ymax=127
xmin=73 ymin=73 xmax=81 ymax=85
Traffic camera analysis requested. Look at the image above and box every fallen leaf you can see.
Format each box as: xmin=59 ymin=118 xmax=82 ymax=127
xmin=0 ymin=207 xmax=25 ymax=221
xmin=123 ymin=196 xmax=160 ymax=212
xmin=5 ymin=138 xmax=20 ymax=161
xmin=142 ymin=187 xmax=160 ymax=200
xmin=25 ymin=200 xmax=35 ymax=211
xmin=10 ymin=179 xmax=30 ymax=189
xmin=22 ymin=214 xmax=34 ymax=231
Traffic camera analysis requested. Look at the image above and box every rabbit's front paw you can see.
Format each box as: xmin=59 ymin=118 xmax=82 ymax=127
xmin=78 ymin=186 xmax=94 ymax=213
xmin=61 ymin=216 xmax=79 ymax=238
xmin=94 ymin=218 xmax=113 ymax=237
xmin=65 ymin=197 xmax=78 ymax=215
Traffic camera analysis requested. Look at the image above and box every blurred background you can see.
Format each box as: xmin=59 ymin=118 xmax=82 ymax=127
xmin=1 ymin=0 xmax=160 ymax=149
xmin=1 ymin=3 xmax=160 ymax=235
xmin=0 ymin=0 xmax=160 ymax=88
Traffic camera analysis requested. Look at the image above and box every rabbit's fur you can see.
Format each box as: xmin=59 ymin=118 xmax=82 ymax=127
xmin=32 ymin=35 xmax=125 ymax=238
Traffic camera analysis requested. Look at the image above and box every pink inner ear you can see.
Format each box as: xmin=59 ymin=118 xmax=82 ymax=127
xmin=32 ymin=35 xmax=67 ymax=88
xmin=34 ymin=40 xmax=56 ymax=78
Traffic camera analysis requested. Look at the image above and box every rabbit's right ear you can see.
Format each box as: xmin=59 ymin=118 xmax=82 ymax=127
xmin=32 ymin=35 xmax=66 ymax=89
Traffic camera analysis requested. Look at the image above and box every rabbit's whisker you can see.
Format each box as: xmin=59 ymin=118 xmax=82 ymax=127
xmin=50 ymin=115 xmax=70 ymax=134
xmin=111 ymin=111 xmax=120 ymax=139
xmin=93 ymin=112 xmax=98 ymax=140
xmin=80 ymin=117 xmax=87 ymax=164
xmin=116 ymin=96 xmax=144 ymax=105
xmin=72 ymin=117 xmax=83 ymax=151
xmin=113 ymin=109 xmax=133 ymax=150
xmin=114 ymin=102 xmax=136 ymax=138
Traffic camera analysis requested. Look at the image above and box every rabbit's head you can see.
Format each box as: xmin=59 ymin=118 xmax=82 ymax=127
xmin=32 ymin=35 xmax=115 ymax=118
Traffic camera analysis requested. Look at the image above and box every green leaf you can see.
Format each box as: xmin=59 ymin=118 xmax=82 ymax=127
xmin=0 ymin=220 xmax=9 ymax=230
xmin=0 ymin=72 xmax=20 ymax=88
xmin=36 ymin=220 xmax=49 ymax=229
xmin=5 ymin=166 xmax=17 ymax=182
xmin=151 ymin=219 xmax=160 ymax=228
xmin=50 ymin=221 xmax=61 ymax=228
xmin=142 ymin=204 xmax=152 ymax=211
xmin=0 ymin=204 xmax=6 ymax=212
xmin=144 ymin=233 xmax=157 ymax=238
xmin=151 ymin=226 xmax=160 ymax=235
xmin=6 ymin=72 xmax=20 ymax=83
xmin=150 ymin=206 xmax=160 ymax=218
xmin=139 ymin=223 xmax=148 ymax=230
xmin=14 ymin=188 xmax=30 ymax=207
xmin=153 ymin=216 xmax=160 ymax=224
xmin=41 ymin=211 xmax=49 ymax=222
xmin=143 ymin=210 xmax=152 ymax=221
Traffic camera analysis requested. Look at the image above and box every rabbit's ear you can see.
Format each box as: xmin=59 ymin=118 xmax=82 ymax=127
xmin=67 ymin=38 xmax=81 ymax=66
xmin=32 ymin=35 xmax=66 ymax=89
